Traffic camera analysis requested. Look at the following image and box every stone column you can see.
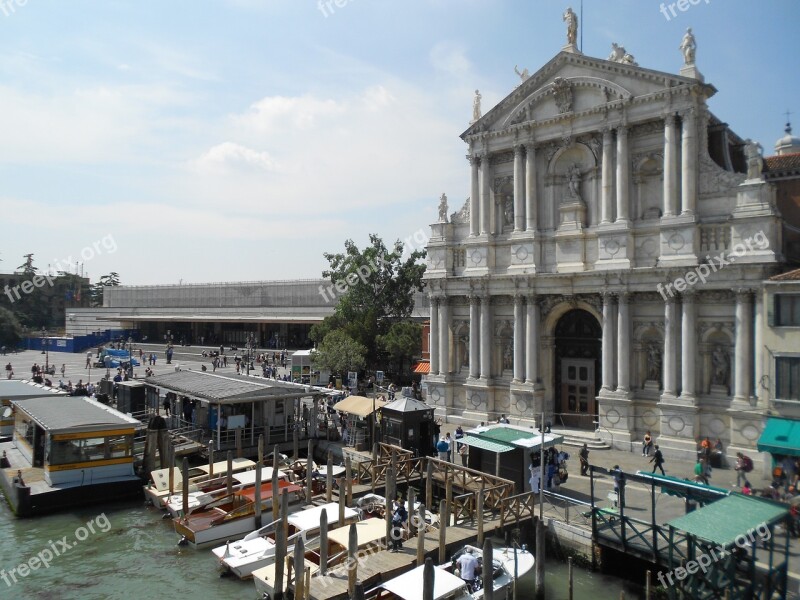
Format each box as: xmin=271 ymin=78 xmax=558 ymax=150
xmin=601 ymin=129 xmax=614 ymax=224
xmin=480 ymin=295 xmax=491 ymax=379
xmin=429 ymin=296 xmax=439 ymax=375
xmin=469 ymin=296 xmax=480 ymax=379
xmin=616 ymin=293 xmax=631 ymax=393
xmin=734 ymin=290 xmax=753 ymax=403
xmin=438 ymin=297 xmax=449 ymax=376
xmin=513 ymin=146 xmax=525 ymax=232
xmin=663 ymin=114 xmax=678 ymax=217
xmin=601 ymin=293 xmax=615 ymax=391
xmin=526 ymin=295 xmax=539 ymax=385
xmin=680 ymin=110 xmax=697 ymax=215
xmin=525 ymin=143 xmax=537 ymax=232
xmin=680 ymin=292 xmax=696 ymax=400
xmin=480 ymin=153 xmax=491 ymax=235
xmin=513 ymin=295 xmax=524 ymax=383
xmin=615 ymin=126 xmax=630 ymax=222
xmin=469 ymin=155 xmax=480 ymax=237
xmin=754 ymin=291 xmax=764 ymax=405
xmin=663 ymin=296 xmax=678 ymax=396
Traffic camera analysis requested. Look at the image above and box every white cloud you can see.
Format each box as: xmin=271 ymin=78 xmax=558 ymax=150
xmin=233 ymin=95 xmax=346 ymax=134
xmin=195 ymin=142 xmax=279 ymax=173
xmin=429 ymin=41 xmax=472 ymax=76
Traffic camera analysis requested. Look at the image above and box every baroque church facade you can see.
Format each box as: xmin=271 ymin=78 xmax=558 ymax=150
xmin=423 ymin=16 xmax=783 ymax=460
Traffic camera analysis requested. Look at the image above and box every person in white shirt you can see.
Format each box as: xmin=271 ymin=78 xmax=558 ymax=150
xmin=456 ymin=548 xmax=479 ymax=588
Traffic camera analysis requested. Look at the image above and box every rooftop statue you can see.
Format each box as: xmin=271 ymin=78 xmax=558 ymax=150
xmin=680 ymin=28 xmax=696 ymax=65
xmin=563 ymin=7 xmax=578 ymax=46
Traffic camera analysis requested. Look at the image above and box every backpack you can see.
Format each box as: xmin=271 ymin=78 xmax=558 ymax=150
xmin=742 ymin=456 xmax=754 ymax=472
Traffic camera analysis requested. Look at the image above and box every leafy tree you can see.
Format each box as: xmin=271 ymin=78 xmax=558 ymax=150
xmin=310 ymin=330 xmax=367 ymax=376
xmin=16 ymin=253 xmax=37 ymax=275
xmin=0 ymin=306 xmax=24 ymax=349
xmin=91 ymin=272 xmax=121 ymax=307
xmin=318 ymin=234 xmax=426 ymax=368
xmin=377 ymin=321 xmax=422 ymax=373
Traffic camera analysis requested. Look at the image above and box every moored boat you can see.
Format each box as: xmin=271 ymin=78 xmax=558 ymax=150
xmin=143 ymin=457 xmax=256 ymax=508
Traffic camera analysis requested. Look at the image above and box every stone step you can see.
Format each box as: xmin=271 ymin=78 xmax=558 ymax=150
xmin=551 ymin=428 xmax=610 ymax=450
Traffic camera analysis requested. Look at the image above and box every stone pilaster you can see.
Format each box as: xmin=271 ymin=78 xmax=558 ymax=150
xmin=469 ymin=295 xmax=480 ymax=380
xmin=680 ymin=109 xmax=697 ymax=216
xmin=601 ymin=129 xmax=614 ymax=224
xmin=616 ymin=292 xmax=631 ymax=393
xmin=679 ymin=292 xmax=696 ymax=401
xmin=526 ymin=295 xmax=539 ymax=386
xmin=469 ymin=155 xmax=480 ymax=237
xmin=601 ymin=293 xmax=615 ymax=391
xmin=480 ymin=294 xmax=491 ymax=380
xmin=662 ymin=296 xmax=678 ymax=398
xmin=513 ymin=295 xmax=525 ymax=383
xmin=733 ymin=289 xmax=753 ymax=405
xmin=615 ymin=126 xmax=630 ymax=223
xmin=663 ymin=114 xmax=678 ymax=217
xmin=429 ymin=296 xmax=439 ymax=375
xmin=513 ymin=146 xmax=525 ymax=232
xmin=438 ymin=297 xmax=450 ymax=377
xmin=525 ymin=143 xmax=537 ymax=232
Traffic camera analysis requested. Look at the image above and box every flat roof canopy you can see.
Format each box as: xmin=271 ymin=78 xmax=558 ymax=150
xmin=145 ymin=370 xmax=313 ymax=405
xmin=13 ymin=396 xmax=141 ymax=433
xmin=666 ymin=494 xmax=788 ymax=548
xmin=0 ymin=380 xmax=67 ymax=399
xmin=333 ymin=395 xmax=386 ymax=417
xmin=758 ymin=417 xmax=800 ymax=457
xmin=466 ymin=424 xmax=564 ymax=451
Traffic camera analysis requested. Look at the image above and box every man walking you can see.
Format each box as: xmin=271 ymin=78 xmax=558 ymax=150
xmin=651 ymin=444 xmax=666 ymax=475
xmin=579 ymin=443 xmax=589 ymax=476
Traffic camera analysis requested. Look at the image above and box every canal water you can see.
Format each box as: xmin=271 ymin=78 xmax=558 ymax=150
xmin=0 ymin=498 xmax=640 ymax=599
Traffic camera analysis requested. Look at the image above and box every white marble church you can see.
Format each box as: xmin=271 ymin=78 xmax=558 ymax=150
xmin=423 ymin=12 xmax=783 ymax=460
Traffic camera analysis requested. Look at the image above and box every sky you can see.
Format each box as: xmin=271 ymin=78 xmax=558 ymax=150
xmin=0 ymin=0 xmax=797 ymax=286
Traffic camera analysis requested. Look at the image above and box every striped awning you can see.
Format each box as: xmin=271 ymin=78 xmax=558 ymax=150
xmin=412 ymin=361 xmax=430 ymax=374
xmin=461 ymin=434 xmax=515 ymax=453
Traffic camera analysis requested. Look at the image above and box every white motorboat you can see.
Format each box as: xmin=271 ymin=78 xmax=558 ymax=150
xmin=252 ymin=517 xmax=386 ymax=598
xmin=143 ymin=458 xmax=256 ymax=508
xmin=163 ymin=467 xmax=288 ymax=518
xmin=369 ymin=544 xmax=534 ymax=600
xmin=212 ymin=502 xmax=360 ymax=579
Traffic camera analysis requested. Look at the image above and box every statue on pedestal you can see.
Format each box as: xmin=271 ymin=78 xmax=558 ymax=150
xmin=744 ymin=139 xmax=764 ymax=180
xmin=438 ymin=193 xmax=449 ymax=223
xmin=647 ymin=343 xmax=662 ymax=383
xmin=514 ymin=65 xmax=530 ymax=83
xmin=711 ymin=345 xmax=730 ymax=388
xmin=567 ymin=163 xmax=583 ymax=202
xmin=680 ymin=28 xmax=696 ymax=65
xmin=471 ymin=90 xmax=482 ymax=123
xmin=562 ymin=7 xmax=578 ymax=46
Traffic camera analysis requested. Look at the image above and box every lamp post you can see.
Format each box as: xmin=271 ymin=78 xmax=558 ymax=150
xmin=127 ymin=336 xmax=134 ymax=377
xmin=41 ymin=328 xmax=49 ymax=371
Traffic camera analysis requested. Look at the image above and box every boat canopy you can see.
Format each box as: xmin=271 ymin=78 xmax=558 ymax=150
xmin=379 ymin=565 xmax=469 ymax=600
xmin=327 ymin=517 xmax=386 ymax=549
xmin=286 ymin=502 xmax=358 ymax=532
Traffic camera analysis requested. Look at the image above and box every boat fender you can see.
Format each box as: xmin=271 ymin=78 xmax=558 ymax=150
xmin=177 ymin=536 xmax=188 ymax=547
xmin=161 ymin=512 xmax=172 ymax=520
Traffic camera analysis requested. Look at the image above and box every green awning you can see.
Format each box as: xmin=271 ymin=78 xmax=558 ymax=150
xmin=635 ymin=471 xmax=730 ymax=499
xmin=461 ymin=434 xmax=515 ymax=453
xmin=758 ymin=417 xmax=800 ymax=457
xmin=666 ymin=494 xmax=787 ymax=548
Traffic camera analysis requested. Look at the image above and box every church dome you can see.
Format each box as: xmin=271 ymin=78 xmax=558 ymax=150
xmin=775 ymin=122 xmax=800 ymax=156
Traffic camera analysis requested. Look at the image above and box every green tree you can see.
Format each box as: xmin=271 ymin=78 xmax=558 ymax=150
xmin=16 ymin=253 xmax=37 ymax=275
xmin=91 ymin=272 xmax=121 ymax=307
xmin=0 ymin=306 xmax=24 ymax=349
xmin=310 ymin=330 xmax=367 ymax=376
xmin=318 ymin=234 xmax=425 ymax=368
xmin=377 ymin=321 xmax=422 ymax=373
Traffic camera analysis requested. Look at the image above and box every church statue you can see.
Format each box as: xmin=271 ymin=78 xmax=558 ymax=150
xmin=710 ymin=345 xmax=730 ymax=388
xmin=567 ymin=163 xmax=582 ymax=201
xmin=472 ymin=90 xmax=482 ymax=122
xmin=621 ymin=52 xmax=637 ymax=66
xmin=647 ymin=343 xmax=663 ymax=383
xmin=562 ymin=7 xmax=578 ymax=46
xmin=438 ymin=193 xmax=449 ymax=222
xmin=608 ymin=43 xmax=626 ymax=63
xmin=680 ymin=28 xmax=696 ymax=65
xmin=503 ymin=342 xmax=513 ymax=371
xmin=504 ymin=196 xmax=514 ymax=226
xmin=744 ymin=139 xmax=764 ymax=180
xmin=514 ymin=65 xmax=530 ymax=82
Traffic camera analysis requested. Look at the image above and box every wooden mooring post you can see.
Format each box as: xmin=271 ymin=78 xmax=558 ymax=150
xmin=181 ymin=457 xmax=189 ymax=517
xmin=274 ymin=491 xmax=288 ymax=600
xmin=254 ymin=462 xmax=262 ymax=529
xmin=417 ymin=503 xmax=425 ymax=565
xmin=326 ymin=453 xmax=333 ymax=503
xmin=272 ymin=444 xmax=280 ymax=522
xmin=425 ymin=460 xmax=433 ymax=509
xmin=645 ymin=570 xmax=651 ymax=600
xmin=347 ymin=522 xmax=358 ymax=599
xmin=208 ymin=439 xmax=215 ymax=477
xmin=338 ymin=477 xmax=346 ymax=527
xmin=306 ymin=439 xmax=314 ymax=506
xmin=226 ymin=451 xmax=233 ymax=496
xmin=294 ymin=536 xmax=306 ymax=600
xmin=438 ymin=499 xmax=448 ymax=564
xmin=483 ymin=538 xmax=494 ymax=600
xmin=568 ymin=556 xmax=573 ymax=600
xmin=319 ymin=509 xmax=329 ymax=576
xmin=477 ymin=489 xmax=485 ymax=546
xmin=345 ymin=455 xmax=353 ymax=507
xmin=422 ymin=557 xmax=434 ymax=600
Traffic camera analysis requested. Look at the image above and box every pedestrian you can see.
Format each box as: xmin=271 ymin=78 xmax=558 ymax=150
xmin=579 ymin=443 xmax=589 ymax=476
xmin=642 ymin=431 xmax=653 ymax=456
xmin=436 ymin=436 xmax=449 ymax=461
xmin=735 ymin=452 xmax=753 ymax=487
xmin=391 ymin=500 xmax=407 ymax=552
xmin=445 ymin=432 xmax=453 ymax=462
xmin=85 ymin=351 xmax=92 ymax=369
xmin=60 ymin=364 xmax=66 ymax=378
xmin=611 ymin=465 xmax=624 ymax=507
xmin=163 ymin=396 xmax=171 ymax=417
xmin=694 ymin=459 xmax=708 ymax=485
xmin=455 ymin=547 xmax=479 ymax=592
xmin=528 ymin=460 xmax=541 ymax=493
xmin=650 ymin=445 xmax=666 ymax=475
xmin=499 ymin=414 xmax=509 ymax=424
xmin=459 ymin=442 xmax=468 ymax=466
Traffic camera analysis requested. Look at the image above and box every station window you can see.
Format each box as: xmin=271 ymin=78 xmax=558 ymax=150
xmin=775 ymin=294 xmax=800 ymax=326
xmin=776 ymin=357 xmax=800 ymax=401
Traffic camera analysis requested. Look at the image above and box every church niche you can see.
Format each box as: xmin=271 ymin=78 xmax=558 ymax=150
xmin=550 ymin=143 xmax=597 ymax=229
xmin=634 ymin=155 xmax=663 ymax=221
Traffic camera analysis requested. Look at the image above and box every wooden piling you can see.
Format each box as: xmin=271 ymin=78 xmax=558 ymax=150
xmin=438 ymin=499 xmax=447 ymax=564
xmin=477 ymin=489 xmax=485 ymax=546
xmin=226 ymin=450 xmax=233 ymax=497
xmin=294 ymin=536 xmax=305 ymax=600
xmin=168 ymin=445 xmax=175 ymax=496
xmin=568 ymin=556 xmax=573 ymax=600
xmin=385 ymin=468 xmax=395 ymax=550
xmin=407 ymin=487 xmax=415 ymax=538
xmin=425 ymin=460 xmax=433 ymax=510
xmin=483 ymin=538 xmax=494 ymax=600
xmin=181 ymin=457 xmax=189 ymax=518
xmin=254 ymin=462 xmax=263 ymax=529
xmin=416 ymin=503 xmax=425 ymax=565
xmin=338 ymin=477 xmax=346 ymax=527
xmin=208 ymin=439 xmax=215 ymax=477
xmin=495 ymin=451 xmax=501 ymax=477
xmin=258 ymin=434 xmax=264 ymax=465
xmin=281 ymin=490 xmax=290 ymax=541
xmin=272 ymin=444 xmax=281 ymax=522
xmin=445 ymin=477 xmax=453 ymax=525
xmin=645 ymin=570 xmax=650 ymax=600
xmin=293 ymin=426 xmax=299 ymax=462
xmin=345 ymin=455 xmax=353 ymax=507
xmin=422 ymin=556 xmax=434 ymax=600
xmin=319 ymin=508 xmax=329 ymax=576
xmin=306 ymin=439 xmax=314 ymax=506
xmin=274 ymin=492 xmax=288 ymax=600
xmin=535 ymin=517 xmax=545 ymax=599
xmin=326 ymin=453 xmax=333 ymax=503
xmin=347 ymin=522 xmax=358 ymax=599
xmin=353 ymin=581 xmax=366 ymax=600
xmin=235 ymin=427 xmax=242 ymax=458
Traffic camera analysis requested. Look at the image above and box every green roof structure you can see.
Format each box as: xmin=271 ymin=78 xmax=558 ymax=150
xmin=758 ymin=417 xmax=800 ymax=457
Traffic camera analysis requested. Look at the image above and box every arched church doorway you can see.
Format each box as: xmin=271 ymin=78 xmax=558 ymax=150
xmin=554 ymin=309 xmax=601 ymax=429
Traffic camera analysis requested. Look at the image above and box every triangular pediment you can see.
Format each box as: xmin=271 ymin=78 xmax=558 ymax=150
xmin=462 ymin=51 xmax=714 ymax=139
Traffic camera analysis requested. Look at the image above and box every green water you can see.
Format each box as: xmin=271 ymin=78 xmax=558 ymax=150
xmin=0 ymin=499 xmax=639 ymax=599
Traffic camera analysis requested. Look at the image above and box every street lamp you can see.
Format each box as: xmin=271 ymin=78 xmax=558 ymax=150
xmin=127 ymin=336 xmax=134 ymax=377
xmin=41 ymin=328 xmax=49 ymax=371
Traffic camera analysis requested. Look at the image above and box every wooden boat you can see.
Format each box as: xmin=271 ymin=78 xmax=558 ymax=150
xmin=370 ymin=544 xmax=534 ymax=600
xmin=252 ymin=517 xmax=387 ymax=598
xmin=212 ymin=502 xmax=360 ymax=579
xmin=163 ymin=467 xmax=289 ymax=518
xmin=143 ymin=458 xmax=256 ymax=508
xmin=173 ymin=479 xmax=304 ymax=549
